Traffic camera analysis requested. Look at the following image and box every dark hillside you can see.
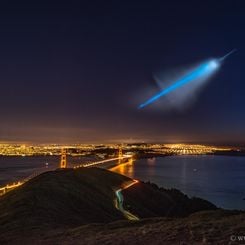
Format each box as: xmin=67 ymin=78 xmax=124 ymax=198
xmin=0 ymin=167 xmax=232 ymax=245
xmin=49 ymin=210 xmax=245 ymax=245
xmin=122 ymin=181 xmax=217 ymax=218
xmin=0 ymin=167 xmax=131 ymax=243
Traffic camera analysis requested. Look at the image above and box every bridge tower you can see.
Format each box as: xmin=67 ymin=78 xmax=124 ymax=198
xmin=118 ymin=146 xmax=123 ymax=164
xmin=60 ymin=148 xmax=67 ymax=168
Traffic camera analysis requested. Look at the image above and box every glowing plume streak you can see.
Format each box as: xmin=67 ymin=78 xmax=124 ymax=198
xmin=219 ymin=49 xmax=237 ymax=62
xmin=138 ymin=61 xmax=218 ymax=109
xmin=138 ymin=50 xmax=236 ymax=109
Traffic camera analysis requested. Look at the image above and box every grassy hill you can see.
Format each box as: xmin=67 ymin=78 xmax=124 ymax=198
xmin=0 ymin=167 xmax=243 ymax=244
xmin=48 ymin=209 xmax=245 ymax=245
xmin=0 ymin=168 xmax=130 ymax=243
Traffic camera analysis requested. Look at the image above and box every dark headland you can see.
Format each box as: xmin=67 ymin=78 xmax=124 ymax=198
xmin=0 ymin=167 xmax=244 ymax=245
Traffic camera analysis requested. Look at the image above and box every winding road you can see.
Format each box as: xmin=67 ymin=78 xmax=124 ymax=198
xmin=115 ymin=180 xmax=139 ymax=221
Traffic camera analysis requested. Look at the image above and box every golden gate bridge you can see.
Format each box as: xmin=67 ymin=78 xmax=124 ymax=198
xmin=0 ymin=147 xmax=133 ymax=196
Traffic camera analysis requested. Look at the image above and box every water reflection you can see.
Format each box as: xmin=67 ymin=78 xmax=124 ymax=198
xmin=111 ymin=156 xmax=245 ymax=210
xmin=110 ymin=160 xmax=134 ymax=176
xmin=147 ymin=157 xmax=156 ymax=165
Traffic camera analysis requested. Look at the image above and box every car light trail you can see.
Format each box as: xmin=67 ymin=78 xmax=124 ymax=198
xmin=114 ymin=180 xmax=139 ymax=221
xmin=138 ymin=50 xmax=236 ymax=109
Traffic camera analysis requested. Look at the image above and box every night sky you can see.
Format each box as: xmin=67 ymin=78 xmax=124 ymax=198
xmin=0 ymin=1 xmax=244 ymax=144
